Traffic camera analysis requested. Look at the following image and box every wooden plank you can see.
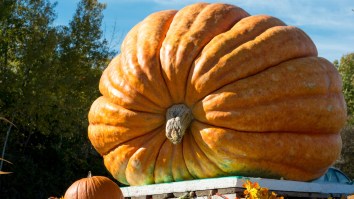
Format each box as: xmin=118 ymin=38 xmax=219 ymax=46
xmin=120 ymin=176 xmax=354 ymax=197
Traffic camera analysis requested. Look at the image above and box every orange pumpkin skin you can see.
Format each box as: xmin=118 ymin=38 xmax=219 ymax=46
xmin=88 ymin=3 xmax=347 ymax=186
xmin=64 ymin=173 xmax=123 ymax=199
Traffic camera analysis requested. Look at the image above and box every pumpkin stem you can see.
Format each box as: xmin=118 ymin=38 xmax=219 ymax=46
xmin=87 ymin=171 xmax=92 ymax=178
xmin=166 ymin=104 xmax=193 ymax=144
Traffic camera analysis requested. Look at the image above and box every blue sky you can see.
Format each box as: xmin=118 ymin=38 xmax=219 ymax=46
xmin=52 ymin=0 xmax=354 ymax=62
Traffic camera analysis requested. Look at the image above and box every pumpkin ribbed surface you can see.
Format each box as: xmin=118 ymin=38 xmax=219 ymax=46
xmin=64 ymin=173 xmax=123 ymax=199
xmin=88 ymin=3 xmax=347 ymax=186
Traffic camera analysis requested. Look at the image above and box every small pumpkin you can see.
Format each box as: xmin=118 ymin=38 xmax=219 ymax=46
xmin=64 ymin=172 xmax=123 ymax=199
xmin=88 ymin=3 xmax=347 ymax=185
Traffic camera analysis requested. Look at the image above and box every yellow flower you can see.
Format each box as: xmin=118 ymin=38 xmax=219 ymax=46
xmin=253 ymin=182 xmax=260 ymax=189
xmin=248 ymin=188 xmax=259 ymax=199
xmin=242 ymin=180 xmax=282 ymax=199
xmin=243 ymin=180 xmax=253 ymax=190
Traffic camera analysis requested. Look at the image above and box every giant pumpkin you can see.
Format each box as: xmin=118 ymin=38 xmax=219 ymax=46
xmin=88 ymin=3 xmax=347 ymax=186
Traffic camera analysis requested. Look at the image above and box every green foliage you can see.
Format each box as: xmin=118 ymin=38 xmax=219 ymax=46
xmin=0 ymin=0 xmax=117 ymax=198
xmin=336 ymin=53 xmax=354 ymax=124
xmin=334 ymin=53 xmax=354 ymax=180
xmin=335 ymin=125 xmax=354 ymax=180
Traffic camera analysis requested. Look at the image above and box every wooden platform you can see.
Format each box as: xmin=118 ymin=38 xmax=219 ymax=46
xmin=120 ymin=176 xmax=354 ymax=198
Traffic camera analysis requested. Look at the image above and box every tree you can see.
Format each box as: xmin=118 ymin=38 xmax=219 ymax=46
xmin=334 ymin=53 xmax=354 ymax=180
xmin=335 ymin=53 xmax=354 ymax=124
xmin=335 ymin=125 xmax=354 ymax=180
xmin=0 ymin=0 xmax=116 ymax=197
